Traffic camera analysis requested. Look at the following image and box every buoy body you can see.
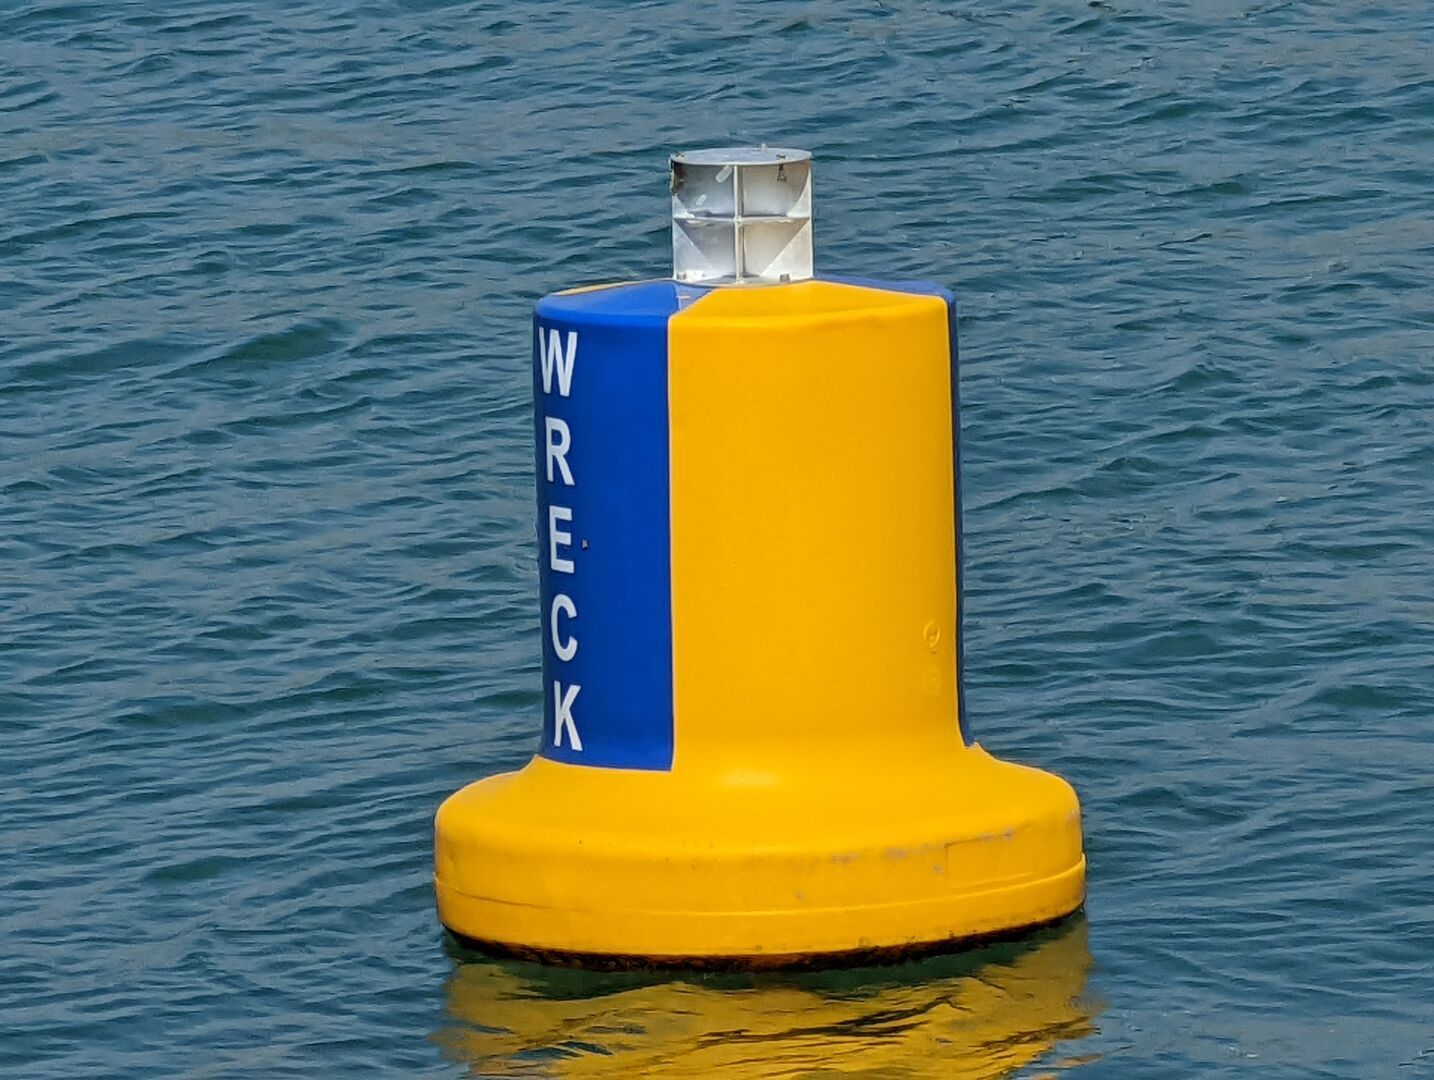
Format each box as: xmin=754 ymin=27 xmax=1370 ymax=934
xmin=433 ymin=275 xmax=1084 ymax=964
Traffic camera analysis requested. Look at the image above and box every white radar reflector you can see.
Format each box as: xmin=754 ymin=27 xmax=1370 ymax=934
xmin=670 ymin=147 xmax=813 ymax=286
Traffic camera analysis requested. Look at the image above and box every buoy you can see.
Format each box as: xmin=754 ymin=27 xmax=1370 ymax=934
xmin=434 ymin=147 xmax=1085 ymax=966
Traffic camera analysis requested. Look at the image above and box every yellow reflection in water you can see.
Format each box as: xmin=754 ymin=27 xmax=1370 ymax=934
xmin=436 ymin=918 xmax=1098 ymax=1078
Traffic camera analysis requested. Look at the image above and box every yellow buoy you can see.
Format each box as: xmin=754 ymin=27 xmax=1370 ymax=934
xmin=434 ymin=148 xmax=1084 ymax=965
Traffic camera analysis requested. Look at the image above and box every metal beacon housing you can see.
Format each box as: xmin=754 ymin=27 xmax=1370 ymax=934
xmin=434 ymin=148 xmax=1086 ymax=966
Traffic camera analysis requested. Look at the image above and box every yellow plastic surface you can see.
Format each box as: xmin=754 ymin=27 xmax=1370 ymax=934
xmin=434 ymin=280 xmax=1085 ymax=962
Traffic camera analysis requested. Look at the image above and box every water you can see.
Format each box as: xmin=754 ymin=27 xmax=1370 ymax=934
xmin=4 ymin=1 xmax=1433 ymax=1075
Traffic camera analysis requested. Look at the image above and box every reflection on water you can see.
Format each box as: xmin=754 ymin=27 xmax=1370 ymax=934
xmin=436 ymin=917 xmax=1098 ymax=1077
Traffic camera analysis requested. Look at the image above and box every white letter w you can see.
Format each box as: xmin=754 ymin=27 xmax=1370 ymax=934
xmin=539 ymin=329 xmax=577 ymax=398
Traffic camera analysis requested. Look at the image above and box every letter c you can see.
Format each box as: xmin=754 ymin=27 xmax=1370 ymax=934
xmin=550 ymin=593 xmax=577 ymax=662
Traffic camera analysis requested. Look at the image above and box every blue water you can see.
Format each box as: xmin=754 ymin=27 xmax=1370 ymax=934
xmin=5 ymin=2 xmax=1434 ymax=1075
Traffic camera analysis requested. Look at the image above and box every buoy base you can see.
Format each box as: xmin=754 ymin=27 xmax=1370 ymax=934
xmin=434 ymin=745 xmax=1084 ymax=966
xmin=444 ymin=909 xmax=1084 ymax=973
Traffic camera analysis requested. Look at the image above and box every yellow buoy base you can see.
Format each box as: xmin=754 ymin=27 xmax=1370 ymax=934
xmin=434 ymin=745 xmax=1084 ymax=965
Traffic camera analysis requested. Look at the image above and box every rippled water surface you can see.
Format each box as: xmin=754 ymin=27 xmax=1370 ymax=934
xmin=6 ymin=1 xmax=1434 ymax=1076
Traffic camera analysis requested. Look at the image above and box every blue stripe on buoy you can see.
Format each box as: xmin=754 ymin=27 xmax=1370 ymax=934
xmin=531 ymin=281 xmax=698 ymax=770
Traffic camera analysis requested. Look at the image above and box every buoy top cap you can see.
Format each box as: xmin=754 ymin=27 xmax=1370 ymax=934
xmin=670 ymin=147 xmax=811 ymax=167
xmin=670 ymin=146 xmax=813 ymax=286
